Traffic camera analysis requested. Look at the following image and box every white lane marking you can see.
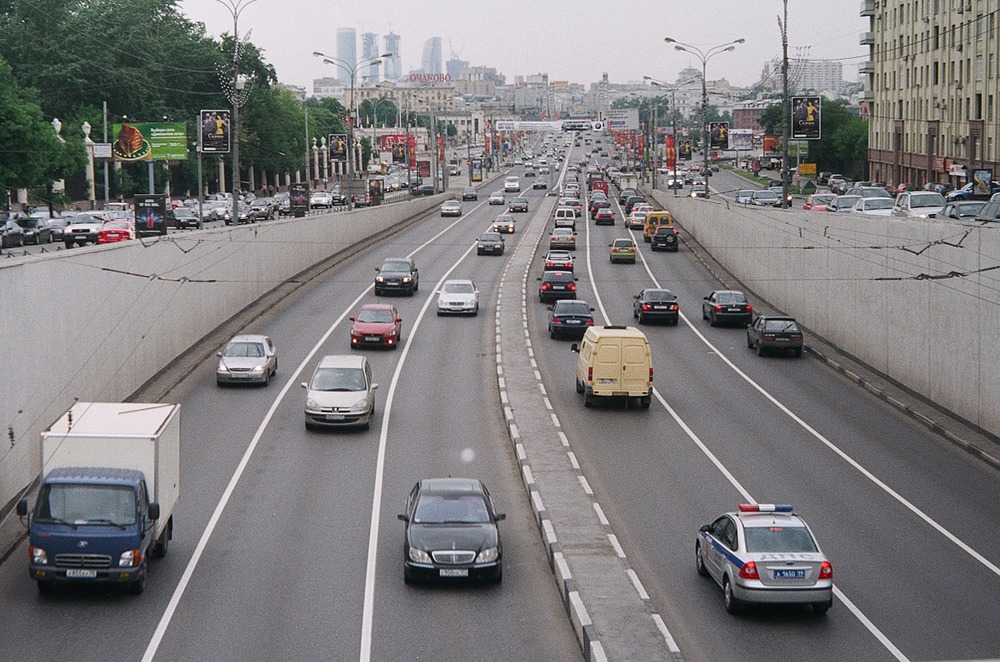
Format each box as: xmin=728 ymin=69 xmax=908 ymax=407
xmin=359 ymin=238 xmax=479 ymax=662
xmin=141 ymin=207 xmax=477 ymax=662
xmin=627 ymin=569 xmax=650 ymax=600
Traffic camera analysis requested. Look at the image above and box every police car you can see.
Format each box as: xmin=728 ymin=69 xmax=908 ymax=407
xmin=696 ymin=504 xmax=833 ymax=615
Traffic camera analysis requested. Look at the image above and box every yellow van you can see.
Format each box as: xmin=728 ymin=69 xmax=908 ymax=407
xmin=571 ymin=326 xmax=653 ymax=408
xmin=643 ymin=210 xmax=675 ymax=243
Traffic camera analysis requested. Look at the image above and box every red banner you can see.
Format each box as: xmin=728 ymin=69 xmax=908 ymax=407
xmin=408 ymin=134 xmax=416 ymax=168
xmin=665 ymin=136 xmax=676 ymax=171
xmin=438 ymin=137 xmax=445 ymax=164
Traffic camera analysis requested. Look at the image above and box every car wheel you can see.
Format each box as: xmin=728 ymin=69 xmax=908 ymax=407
xmin=47 ymin=233 xmax=53 ymax=244
xmin=793 ymin=347 xmax=802 ymax=358
xmin=756 ymin=343 xmax=766 ymax=357
xmin=129 ymin=571 xmax=146 ymax=595
xmin=695 ymin=543 xmax=710 ymax=577
xmin=708 ymin=314 xmax=715 ymax=326
xmin=637 ymin=313 xmax=645 ymax=325
xmin=633 ymin=307 xmax=638 ymax=319
xmin=746 ymin=334 xmax=754 ymax=349
xmin=583 ymin=390 xmax=593 ymax=408
xmin=723 ymin=577 xmax=742 ymax=614
xmin=640 ymin=396 xmax=651 ymax=409
xmin=812 ymin=600 xmax=832 ymax=615
xmin=262 ymin=371 xmax=269 ymax=387
xmin=375 ymin=288 xmax=382 ymax=296
xmin=490 ymin=564 xmax=503 ymax=585
xmin=404 ymin=565 xmax=417 ymax=585
xmin=305 ymin=421 xmax=316 ymax=431
xmin=64 ymin=241 xmax=74 ymax=249
xmin=37 ymin=580 xmax=54 ymax=595
xmin=575 ymin=377 xmax=584 ymax=394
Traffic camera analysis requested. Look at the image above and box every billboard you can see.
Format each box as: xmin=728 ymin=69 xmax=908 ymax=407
xmin=416 ymin=160 xmax=431 ymax=177
xmin=134 ymin=194 xmax=167 ymax=237
xmin=664 ymin=136 xmax=675 ymax=171
xmin=290 ymin=183 xmax=308 ymax=216
xmin=709 ymin=122 xmax=729 ymax=150
xmin=471 ymin=158 xmax=483 ymax=182
xmin=679 ymin=140 xmax=693 ymax=160
xmin=791 ymin=96 xmax=821 ymax=140
xmin=329 ymin=134 xmax=348 ymax=161
xmin=763 ymin=134 xmax=783 ymax=156
xmin=379 ymin=133 xmax=407 ymax=152
xmin=974 ymin=169 xmax=994 ymax=195
xmin=729 ymin=129 xmax=753 ymax=151
xmin=200 ymin=110 xmax=231 ymax=153
xmin=606 ymin=108 xmax=639 ymax=131
xmin=113 ymin=122 xmax=187 ymax=161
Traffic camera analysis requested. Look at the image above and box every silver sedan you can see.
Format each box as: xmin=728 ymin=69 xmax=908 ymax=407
xmin=216 ymin=334 xmax=277 ymax=386
xmin=696 ymin=504 xmax=833 ymax=615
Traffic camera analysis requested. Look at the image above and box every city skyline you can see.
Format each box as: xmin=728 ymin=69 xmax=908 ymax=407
xmin=178 ymin=0 xmax=867 ymax=93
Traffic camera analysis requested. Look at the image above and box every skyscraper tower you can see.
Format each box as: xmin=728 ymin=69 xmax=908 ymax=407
xmin=383 ymin=32 xmax=401 ymax=81
xmin=335 ymin=27 xmax=357 ymax=80
xmin=361 ymin=32 xmax=380 ymax=84
xmin=421 ymin=37 xmax=443 ymax=75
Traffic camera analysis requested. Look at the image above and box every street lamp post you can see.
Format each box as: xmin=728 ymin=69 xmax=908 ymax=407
xmin=313 ymin=51 xmax=391 ymax=206
xmin=663 ymin=37 xmax=744 ymax=199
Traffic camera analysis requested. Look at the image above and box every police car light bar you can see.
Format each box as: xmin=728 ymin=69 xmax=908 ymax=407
xmin=738 ymin=504 xmax=793 ymax=513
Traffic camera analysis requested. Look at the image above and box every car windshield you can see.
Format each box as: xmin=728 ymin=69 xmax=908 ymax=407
xmin=381 ymin=260 xmax=410 ymax=272
xmin=716 ymin=292 xmax=747 ymax=304
xmin=223 ymin=341 xmax=265 ymax=358
xmin=744 ymin=525 xmax=818 ymax=553
xmin=954 ymin=203 xmax=985 ymax=216
xmin=864 ymin=198 xmax=893 ymax=210
xmin=911 ymin=192 xmax=946 ymax=208
xmin=754 ymin=192 xmax=778 ymax=200
xmin=811 ymin=195 xmax=834 ymax=205
xmin=442 ymin=282 xmax=474 ymax=294
xmin=555 ymin=301 xmax=591 ymax=315
xmin=643 ymin=290 xmax=674 ymax=302
xmin=414 ymin=494 xmax=490 ymax=524
xmin=481 ymin=233 xmax=501 ymax=241
xmin=311 ymin=367 xmax=366 ymax=391
xmin=35 ymin=484 xmax=137 ymax=527
xmin=357 ymin=308 xmax=394 ymax=323
xmin=74 ymin=214 xmax=97 ymax=223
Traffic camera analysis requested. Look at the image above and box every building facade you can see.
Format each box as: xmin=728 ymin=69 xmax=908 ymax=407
xmin=421 ymin=37 xmax=443 ymax=75
xmin=361 ymin=32 xmax=380 ymax=85
xmin=384 ymin=33 xmax=402 ymax=81
xmin=862 ymin=0 xmax=1000 ymax=188
xmin=335 ymin=28 xmax=357 ymax=76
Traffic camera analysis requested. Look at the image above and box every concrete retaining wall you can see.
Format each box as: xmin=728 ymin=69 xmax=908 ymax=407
xmin=0 ymin=196 xmax=445 ymax=538
xmin=654 ymin=192 xmax=1000 ymax=439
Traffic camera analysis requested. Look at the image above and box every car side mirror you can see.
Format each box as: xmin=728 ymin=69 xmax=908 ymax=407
xmin=148 ymin=502 xmax=161 ymax=520
xmin=396 ymin=318 xmax=403 ymax=323
xmin=300 ymin=382 xmax=308 ymax=389
xmin=16 ymin=499 xmax=28 ymax=517
xmin=536 ymin=277 xmax=542 ymax=281
xmin=570 ymin=343 xmax=580 ymax=353
xmin=633 ymin=294 xmax=640 ymax=299
xmin=371 ymin=383 xmax=379 ymax=391
xmin=375 ymin=267 xmax=380 ymax=272
xmin=495 ymin=513 xmax=506 ymax=522
xmin=574 ymin=277 xmax=579 ymax=281
xmin=216 ymin=352 xmax=223 ymax=357
xmin=699 ymin=524 xmax=711 ymax=533
xmin=397 ymin=513 xmax=409 ymax=522
xmin=349 ymin=317 xmax=356 ymax=322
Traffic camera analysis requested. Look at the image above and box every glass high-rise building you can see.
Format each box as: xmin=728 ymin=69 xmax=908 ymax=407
xmin=421 ymin=36 xmax=443 ymax=75
xmin=384 ymin=33 xmax=401 ymax=81
xmin=335 ymin=27 xmax=357 ymax=80
xmin=361 ymin=32 xmax=380 ymax=85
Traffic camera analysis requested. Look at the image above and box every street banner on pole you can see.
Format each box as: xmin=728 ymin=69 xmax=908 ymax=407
xmin=791 ymin=96 xmax=821 ymax=140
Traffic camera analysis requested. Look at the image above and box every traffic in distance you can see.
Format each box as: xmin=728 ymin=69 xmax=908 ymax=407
xmin=3 ymin=127 xmax=998 ymax=662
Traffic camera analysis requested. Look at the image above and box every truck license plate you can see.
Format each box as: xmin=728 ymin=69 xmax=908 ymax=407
xmin=66 ymin=569 xmax=97 ymax=579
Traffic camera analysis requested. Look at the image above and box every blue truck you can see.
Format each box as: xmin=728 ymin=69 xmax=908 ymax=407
xmin=17 ymin=402 xmax=180 ymax=595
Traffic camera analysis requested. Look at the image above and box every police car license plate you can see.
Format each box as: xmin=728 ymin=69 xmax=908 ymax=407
xmin=439 ymin=568 xmax=468 ymax=577
xmin=66 ymin=569 xmax=97 ymax=579
xmin=773 ymin=569 xmax=805 ymax=579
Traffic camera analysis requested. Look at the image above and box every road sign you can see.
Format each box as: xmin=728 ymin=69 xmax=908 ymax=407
xmin=605 ymin=109 xmax=639 ymax=131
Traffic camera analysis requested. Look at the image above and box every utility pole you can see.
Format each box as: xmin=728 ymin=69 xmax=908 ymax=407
xmin=780 ymin=0 xmax=792 ymax=207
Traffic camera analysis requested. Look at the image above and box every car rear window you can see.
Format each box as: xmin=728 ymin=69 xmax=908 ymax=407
xmin=763 ymin=319 xmax=799 ymax=332
xmin=744 ymin=525 xmax=817 ymax=553
xmin=716 ymin=292 xmax=747 ymax=304
xmin=556 ymin=301 xmax=591 ymax=315
xmin=546 ymin=272 xmax=574 ymax=283
xmin=644 ymin=290 xmax=675 ymax=302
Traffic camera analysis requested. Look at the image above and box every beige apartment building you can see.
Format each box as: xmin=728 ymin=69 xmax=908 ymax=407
xmin=862 ymin=0 xmax=1000 ymax=188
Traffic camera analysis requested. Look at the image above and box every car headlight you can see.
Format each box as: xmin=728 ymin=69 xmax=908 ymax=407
xmin=375 ymin=276 xmax=385 ymax=283
xmin=351 ymin=397 xmax=369 ymax=410
xmin=30 ymin=546 xmax=48 ymax=565
xmin=402 ymin=276 xmax=412 ymax=283
xmin=119 ymin=549 xmax=140 ymax=567
xmin=476 ymin=547 xmax=499 ymax=563
xmin=306 ymin=398 xmax=319 ymax=410
xmin=251 ymin=365 xmax=265 ymax=373
xmin=217 ymin=362 xmax=229 ymax=373
xmin=408 ymin=547 xmax=432 ymax=563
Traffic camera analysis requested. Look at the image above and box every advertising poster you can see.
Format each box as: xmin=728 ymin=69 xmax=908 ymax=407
xmin=391 ymin=143 xmax=406 ymax=164
xmin=134 ymin=194 xmax=167 ymax=237
xmin=730 ymin=129 xmax=754 ymax=151
xmin=974 ymin=169 xmax=994 ymax=195
xmin=679 ymin=140 xmax=693 ymax=160
xmin=329 ymin=134 xmax=348 ymax=161
xmin=113 ymin=123 xmax=187 ymax=161
xmin=368 ymin=178 xmax=384 ymax=205
xmin=408 ymin=134 xmax=417 ymax=168
xmin=763 ymin=134 xmax=783 ymax=156
xmin=471 ymin=158 xmax=483 ymax=182
xmin=709 ymin=122 xmax=729 ymax=150
xmin=200 ymin=110 xmax=231 ymax=153
xmin=417 ymin=160 xmax=431 ymax=177
xmin=290 ymin=182 xmax=308 ymax=217
xmin=791 ymin=96 xmax=821 ymax=140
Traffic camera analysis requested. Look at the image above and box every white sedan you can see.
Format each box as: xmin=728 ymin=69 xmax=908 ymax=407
xmin=440 ymin=200 xmax=463 ymax=217
xmin=488 ymin=191 xmax=506 ymax=205
xmin=436 ymin=279 xmax=479 ymax=316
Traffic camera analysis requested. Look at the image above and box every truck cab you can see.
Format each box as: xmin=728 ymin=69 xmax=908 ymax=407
xmin=19 ymin=467 xmax=162 ymax=594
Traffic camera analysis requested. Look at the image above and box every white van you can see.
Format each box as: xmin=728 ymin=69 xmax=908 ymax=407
xmin=571 ymin=326 xmax=653 ymax=408
xmin=553 ymin=207 xmax=576 ymax=229
xmin=504 ymin=176 xmax=521 ymax=192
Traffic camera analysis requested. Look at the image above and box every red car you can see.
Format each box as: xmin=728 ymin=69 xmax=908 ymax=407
xmin=802 ymin=193 xmax=835 ymax=211
xmin=350 ymin=303 xmax=402 ymax=349
xmin=96 ymin=219 xmax=135 ymax=244
xmin=594 ymin=208 xmax=616 ymax=226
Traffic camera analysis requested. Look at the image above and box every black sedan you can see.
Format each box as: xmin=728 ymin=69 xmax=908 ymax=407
xmin=398 ymin=478 xmax=505 ymax=584
xmin=375 ymin=257 xmax=419 ymax=296
xmin=633 ymin=289 xmax=679 ymax=325
xmin=702 ymin=290 xmax=753 ymax=326
xmin=17 ymin=217 xmax=52 ymax=245
xmin=477 ymin=231 xmax=505 ymax=256
xmin=532 ymin=179 xmax=548 ymax=190
xmin=462 ymin=187 xmax=478 ymax=201
xmin=508 ymin=197 xmax=529 ymax=213
xmin=1 ymin=219 xmax=25 ymax=248
xmin=537 ymin=271 xmax=578 ymax=303
xmin=746 ymin=315 xmax=803 ymax=357
xmin=548 ymin=299 xmax=595 ymax=339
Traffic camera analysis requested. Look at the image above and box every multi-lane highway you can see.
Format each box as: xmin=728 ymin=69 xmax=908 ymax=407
xmin=1 ymin=138 xmax=998 ymax=662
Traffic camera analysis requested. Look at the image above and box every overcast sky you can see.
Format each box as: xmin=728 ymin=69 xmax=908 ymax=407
xmin=179 ymin=0 xmax=868 ymax=91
